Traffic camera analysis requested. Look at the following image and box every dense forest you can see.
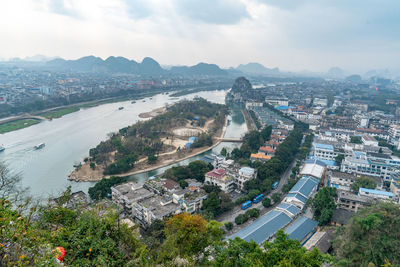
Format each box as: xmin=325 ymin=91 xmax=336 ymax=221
xmin=88 ymin=98 xmax=228 ymax=175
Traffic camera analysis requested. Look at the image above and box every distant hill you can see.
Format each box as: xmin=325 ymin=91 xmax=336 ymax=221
xmin=45 ymin=56 xmax=165 ymax=75
xmin=236 ymin=62 xmax=279 ymax=75
xmin=170 ymin=63 xmax=227 ymax=76
xmin=43 ymin=56 xmax=230 ymax=76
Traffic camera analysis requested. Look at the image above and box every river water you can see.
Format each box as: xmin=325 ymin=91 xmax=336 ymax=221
xmin=0 ymin=91 xmax=247 ymax=198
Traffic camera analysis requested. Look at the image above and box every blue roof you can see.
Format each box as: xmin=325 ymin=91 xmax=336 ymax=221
xmin=286 ymin=193 xmax=308 ymax=204
xmin=359 ymin=188 xmax=394 ymax=197
xmin=275 ymin=105 xmax=295 ymax=110
xmin=277 ymin=203 xmax=301 ymax=217
xmin=289 ymin=176 xmax=319 ymax=198
xmin=314 ymin=143 xmax=334 ymax=150
xmin=305 ymin=158 xmax=327 ymax=167
xmin=200 ymin=156 xmax=214 ymax=164
xmin=188 ymin=137 xmax=197 ymax=142
xmin=312 ymin=157 xmax=337 ymax=166
xmin=284 ymin=216 xmax=318 ymax=243
xmin=229 ymin=210 xmax=292 ymax=244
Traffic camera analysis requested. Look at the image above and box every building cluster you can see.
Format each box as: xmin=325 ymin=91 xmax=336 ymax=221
xmin=111 ymin=155 xmax=257 ymax=229
xmin=230 ymin=159 xmax=326 ymax=245
xmin=0 ymin=66 xmax=230 ymax=108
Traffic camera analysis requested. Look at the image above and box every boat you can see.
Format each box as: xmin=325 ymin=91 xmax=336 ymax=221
xmin=34 ymin=143 xmax=45 ymax=150
xmin=0 ymin=146 xmax=4 ymax=152
xmin=118 ymin=107 xmax=124 ymax=110
xmin=131 ymin=101 xmax=136 ymax=104
xmin=142 ymin=100 xmax=146 ymax=102
xmin=165 ymin=92 xmax=169 ymax=95
xmin=150 ymin=97 xmax=153 ymax=99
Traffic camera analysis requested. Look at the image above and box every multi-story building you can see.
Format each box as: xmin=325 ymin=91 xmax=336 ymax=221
xmin=132 ymin=195 xmax=181 ymax=228
xmin=336 ymin=190 xmax=374 ymax=212
xmin=111 ymin=182 xmax=154 ymax=215
xmin=328 ymin=171 xmax=383 ymax=191
xmin=236 ymin=167 xmax=257 ymax=190
xmin=358 ymin=188 xmax=395 ymax=201
xmin=204 ymin=169 xmax=235 ymax=192
xmin=389 ymin=124 xmax=400 ymax=149
xmin=313 ymin=143 xmax=339 ymax=161
xmin=390 ymin=173 xmax=400 ymax=199
xmin=341 ymin=151 xmax=400 ymax=184
xmin=361 ymin=135 xmax=378 ymax=146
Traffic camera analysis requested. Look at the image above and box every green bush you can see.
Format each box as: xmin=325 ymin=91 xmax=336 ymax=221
xmin=235 ymin=214 xmax=249 ymax=225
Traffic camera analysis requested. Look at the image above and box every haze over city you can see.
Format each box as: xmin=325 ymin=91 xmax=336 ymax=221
xmin=1 ymin=0 xmax=400 ymax=73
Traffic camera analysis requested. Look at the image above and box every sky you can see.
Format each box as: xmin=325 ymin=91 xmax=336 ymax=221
xmin=0 ymin=0 xmax=399 ymax=73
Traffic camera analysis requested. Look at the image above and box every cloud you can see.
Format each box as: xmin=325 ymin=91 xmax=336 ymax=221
xmin=173 ymin=0 xmax=250 ymax=24
xmin=47 ymin=0 xmax=80 ymax=17
xmin=123 ymin=0 xmax=153 ymax=19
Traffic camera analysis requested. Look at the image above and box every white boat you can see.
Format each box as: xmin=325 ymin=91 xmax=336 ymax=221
xmin=34 ymin=143 xmax=45 ymax=150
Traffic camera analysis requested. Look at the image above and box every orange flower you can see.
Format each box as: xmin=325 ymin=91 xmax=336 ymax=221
xmin=89 ymin=248 xmax=92 ymax=252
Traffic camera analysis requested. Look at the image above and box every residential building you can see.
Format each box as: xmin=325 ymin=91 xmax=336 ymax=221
xmin=336 ymin=190 xmax=374 ymax=212
xmin=358 ymin=188 xmax=395 ymax=201
xmin=237 ymin=167 xmax=257 ymax=190
xmin=361 ymin=135 xmax=378 ymax=146
xmin=204 ymin=169 xmax=235 ymax=192
xmin=111 ymin=182 xmax=154 ymax=215
xmin=133 ymin=195 xmax=181 ymax=228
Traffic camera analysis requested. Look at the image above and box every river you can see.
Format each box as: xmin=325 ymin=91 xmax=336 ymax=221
xmin=0 ymin=91 xmax=248 ymax=198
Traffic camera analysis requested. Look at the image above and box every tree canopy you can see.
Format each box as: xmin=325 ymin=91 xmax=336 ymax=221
xmin=350 ymin=176 xmax=377 ymax=193
xmin=333 ymin=202 xmax=400 ymax=266
xmin=311 ymin=187 xmax=337 ymax=225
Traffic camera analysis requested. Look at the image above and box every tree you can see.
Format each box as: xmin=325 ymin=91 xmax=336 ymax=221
xmin=179 ymin=180 xmax=188 ymax=189
xmin=271 ymin=192 xmax=282 ymax=203
xmin=335 ymin=154 xmax=345 ymax=167
xmin=88 ymin=176 xmax=127 ymax=200
xmin=350 ymin=136 xmax=362 ymax=144
xmin=235 ymin=213 xmax=249 ymax=225
xmin=333 ymin=202 xmax=400 ymax=266
xmin=350 ymin=176 xmax=377 ymax=193
xmin=220 ymin=147 xmax=227 ymax=157
xmin=90 ymin=162 xmax=96 ymax=170
xmin=247 ymin=189 xmax=261 ymax=201
xmin=245 ymin=208 xmax=260 ymax=218
xmin=262 ymin=197 xmax=271 ymax=208
xmin=212 ymin=230 xmax=330 ymax=266
xmin=311 ymin=187 xmax=337 ymax=225
xmin=163 ymin=213 xmax=222 ymax=259
xmin=261 ymin=125 xmax=272 ymax=141
xmin=225 ymin=222 xmax=233 ymax=231
xmin=147 ymin=154 xmax=158 ymax=164
xmin=0 ymin=161 xmax=28 ymax=202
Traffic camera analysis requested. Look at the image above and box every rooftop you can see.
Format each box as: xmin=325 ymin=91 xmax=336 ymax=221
xmin=314 ymin=143 xmax=334 ymax=150
xmin=359 ymin=188 xmax=394 ymax=197
xmin=251 ymin=153 xmax=271 ymax=160
xmin=229 ymin=210 xmax=292 ymax=245
xmin=206 ymin=169 xmax=226 ymax=179
xmin=239 ymin=167 xmax=255 ymax=176
xmin=284 ymin=216 xmax=318 ymax=243
xmin=137 ymin=195 xmax=179 ymax=218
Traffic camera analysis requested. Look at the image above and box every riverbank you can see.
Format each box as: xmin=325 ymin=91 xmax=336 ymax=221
xmin=68 ymin=116 xmax=228 ymax=182
xmin=138 ymin=107 xmax=166 ymax=118
xmin=0 ymin=119 xmax=40 ymax=134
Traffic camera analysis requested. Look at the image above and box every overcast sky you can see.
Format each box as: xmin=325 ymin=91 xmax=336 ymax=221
xmin=1 ymin=0 xmax=399 ymax=72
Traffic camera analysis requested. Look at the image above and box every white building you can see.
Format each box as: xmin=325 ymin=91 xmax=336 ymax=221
xmin=361 ymin=135 xmax=378 ymax=146
xmin=236 ymin=167 xmax=257 ymax=190
xmin=300 ymin=159 xmax=327 ymax=180
xmin=204 ymin=169 xmax=235 ymax=192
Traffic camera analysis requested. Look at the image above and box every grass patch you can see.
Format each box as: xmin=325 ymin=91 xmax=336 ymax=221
xmin=0 ymin=119 xmax=40 ymax=134
xmin=40 ymin=107 xmax=80 ymax=119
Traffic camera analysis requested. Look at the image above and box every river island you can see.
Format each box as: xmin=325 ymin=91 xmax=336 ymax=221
xmin=68 ymin=98 xmax=229 ymax=181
